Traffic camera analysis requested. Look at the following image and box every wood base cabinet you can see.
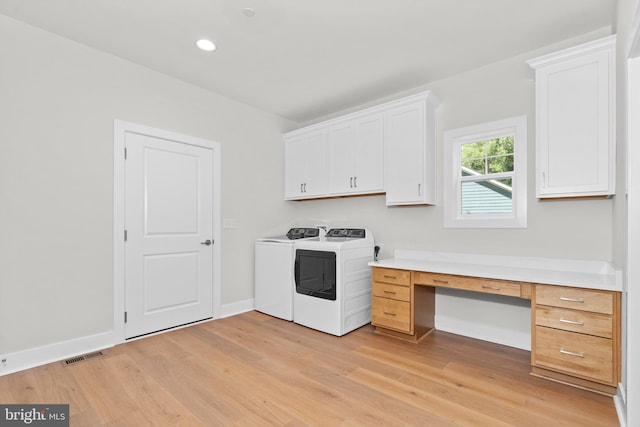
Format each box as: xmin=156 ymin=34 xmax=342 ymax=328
xmin=531 ymin=284 xmax=620 ymax=395
xmin=371 ymin=267 xmax=434 ymax=341
xmin=370 ymin=266 xmax=621 ymax=395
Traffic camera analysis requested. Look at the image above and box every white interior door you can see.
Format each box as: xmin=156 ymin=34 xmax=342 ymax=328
xmin=124 ymin=132 xmax=214 ymax=339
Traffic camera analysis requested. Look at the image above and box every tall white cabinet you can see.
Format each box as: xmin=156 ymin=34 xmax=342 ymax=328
xmin=283 ymin=91 xmax=439 ymax=205
xmin=528 ymin=36 xmax=616 ymax=199
xmin=384 ymin=93 xmax=439 ymax=206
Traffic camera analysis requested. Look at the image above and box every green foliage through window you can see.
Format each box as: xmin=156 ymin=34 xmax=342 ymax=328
xmin=460 ymin=136 xmax=514 ymax=186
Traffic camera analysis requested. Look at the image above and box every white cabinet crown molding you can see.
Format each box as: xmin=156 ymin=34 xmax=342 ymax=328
xmin=527 ymin=35 xmax=616 ymax=69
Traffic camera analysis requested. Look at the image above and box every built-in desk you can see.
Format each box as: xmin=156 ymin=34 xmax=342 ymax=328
xmin=369 ymin=251 xmax=622 ymax=395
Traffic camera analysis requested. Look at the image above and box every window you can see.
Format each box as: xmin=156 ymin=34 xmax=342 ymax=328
xmin=444 ymin=116 xmax=527 ymax=228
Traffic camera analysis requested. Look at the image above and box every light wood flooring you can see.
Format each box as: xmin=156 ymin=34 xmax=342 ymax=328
xmin=0 ymin=311 xmax=619 ymax=426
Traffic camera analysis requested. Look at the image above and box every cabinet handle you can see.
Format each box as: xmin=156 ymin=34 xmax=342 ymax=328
xmin=354 ymin=176 xmax=357 ymax=187
xmin=300 ymin=183 xmax=303 ymax=193
xmin=383 ymin=290 xmax=397 ymax=295
xmin=350 ymin=177 xmax=353 ymax=188
xmin=559 ymin=318 xmax=584 ymax=326
xmin=418 ymin=183 xmax=421 ymax=196
xmin=542 ymin=171 xmax=546 ymax=188
xmin=559 ymin=296 xmax=584 ymax=303
xmin=482 ymin=285 xmax=501 ymax=291
xmin=433 ymin=279 xmax=449 ymax=284
xmin=383 ymin=312 xmax=397 ymax=316
xmin=383 ymin=275 xmax=396 ymax=279
xmin=303 ymin=183 xmax=307 ymax=193
xmin=560 ymin=348 xmax=584 ymax=358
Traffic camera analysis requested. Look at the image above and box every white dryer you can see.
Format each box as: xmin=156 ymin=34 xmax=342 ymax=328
xmin=254 ymin=228 xmax=322 ymax=321
xmin=293 ymin=228 xmax=374 ymax=336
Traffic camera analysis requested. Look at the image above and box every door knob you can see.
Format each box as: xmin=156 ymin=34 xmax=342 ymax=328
xmin=200 ymin=239 xmax=213 ymax=246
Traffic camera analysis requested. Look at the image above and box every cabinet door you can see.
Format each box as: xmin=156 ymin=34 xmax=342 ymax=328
xmin=533 ymin=40 xmax=615 ymax=198
xmin=283 ymin=130 xmax=327 ymax=199
xmin=384 ymin=101 xmax=427 ymax=205
xmin=284 ymin=134 xmax=306 ymax=199
xmin=353 ymin=113 xmax=384 ymax=193
xmin=327 ymin=121 xmax=355 ymax=194
xmin=327 ymin=114 xmax=384 ymax=196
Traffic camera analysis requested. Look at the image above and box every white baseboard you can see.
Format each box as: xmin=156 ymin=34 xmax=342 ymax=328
xmin=218 ymin=298 xmax=255 ymax=319
xmin=614 ymin=382 xmax=627 ymax=427
xmin=0 ymin=300 xmax=255 ymax=377
xmin=435 ymin=316 xmax=531 ymax=351
xmin=0 ymin=331 xmax=115 ymax=377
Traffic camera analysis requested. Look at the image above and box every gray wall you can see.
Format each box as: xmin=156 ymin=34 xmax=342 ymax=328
xmin=0 ymin=15 xmax=295 ymax=355
xmin=0 ymin=14 xmax=617 ymax=358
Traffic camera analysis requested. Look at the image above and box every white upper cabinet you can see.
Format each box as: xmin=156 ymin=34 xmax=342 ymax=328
xmin=327 ymin=112 xmax=384 ymax=196
xmin=528 ymin=36 xmax=616 ymax=199
xmin=384 ymin=92 xmax=439 ymax=206
xmin=283 ymin=129 xmax=327 ymax=200
xmin=283 ymin=90 xmax=438 ymax=203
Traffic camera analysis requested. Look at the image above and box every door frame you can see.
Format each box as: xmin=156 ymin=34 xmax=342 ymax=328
xmin=624 ymin=4 xmax=640 ymax=426
xmin=113 ymin=120 xmax=221 ymax=344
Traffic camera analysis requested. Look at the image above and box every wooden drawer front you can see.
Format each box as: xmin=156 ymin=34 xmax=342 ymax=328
xmin=536 ymin=306 xmax=613 ymax=338
xmin=413 ymin=272 xmax=521 ymax=298
xmin=372 ymin=267 xmax=410 ymax=286
xmin=372 ymin=282 xmax=411 ymax=302
xmin=535 ymin=326 xmax=614 ymax=384
xmin=536 ymin=285 xmax=613 ymax=314
xmin=372 ymin=297 xmax=411 ymax=333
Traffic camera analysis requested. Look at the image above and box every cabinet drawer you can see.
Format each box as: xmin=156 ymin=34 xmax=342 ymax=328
xmin=372 ymin=297 xmax=411 ymax=333
xmin=413 ymin=272 xmax=521 ymax=298
xmin=534 ymin=326 xmax=614 ymax=384
xmin=536 ymin=285 xmax=613 ymax=314
xmin=372 ymin=268 xmax=410 ymax=286
xmin=372 ymin=282 xmax=411 ymax=302
xmin=536 ymin=306 xmax=613 ymax=338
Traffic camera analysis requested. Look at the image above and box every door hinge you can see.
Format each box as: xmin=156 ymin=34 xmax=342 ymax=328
xmin=124 ymin=229 xmax=128 ymax=241
xmin=124 ymin=312 xmax=128 ymax=323
xmin=124 ymin=147 xmax=127 ymax=160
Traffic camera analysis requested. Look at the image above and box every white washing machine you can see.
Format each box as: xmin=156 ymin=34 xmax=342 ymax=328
xmin=254 ymin=228 xmax=322 ymax=321
xmin=293 ymin=228 xmax=374 ymax=336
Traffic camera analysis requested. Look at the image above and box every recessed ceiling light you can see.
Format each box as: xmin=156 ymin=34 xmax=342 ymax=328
xmin=242 ymin=7 xmax=256 ymax=17
xmin=196 ymin=39 xmax=217 ymax=52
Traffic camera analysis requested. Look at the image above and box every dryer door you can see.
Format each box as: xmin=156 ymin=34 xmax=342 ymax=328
xmin=294 ymin=249 xmax=337 ymax=300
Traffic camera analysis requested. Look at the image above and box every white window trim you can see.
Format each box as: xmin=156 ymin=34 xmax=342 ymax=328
xmin=444 ymin=115 xmax=527 ymax=228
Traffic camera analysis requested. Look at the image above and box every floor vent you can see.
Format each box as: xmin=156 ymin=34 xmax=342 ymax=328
xmin=62 ymin=351 xmax=105 ymax=366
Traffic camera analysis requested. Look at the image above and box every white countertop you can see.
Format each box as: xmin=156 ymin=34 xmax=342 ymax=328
xmin=369 ymin=250 xmax=622 ymax=292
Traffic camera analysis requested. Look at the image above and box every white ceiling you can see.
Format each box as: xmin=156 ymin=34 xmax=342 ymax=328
xmin=0 ymin=0 xmax=615 ymax=124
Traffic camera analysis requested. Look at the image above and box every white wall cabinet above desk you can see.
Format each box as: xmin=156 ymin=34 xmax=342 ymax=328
xmin=283 ymin=129 xmax=327 ymax=199
xmin=527 ymin=36 xmax=616 ymax=199
xmin=283 ymin=91 xmax=439 ymax=204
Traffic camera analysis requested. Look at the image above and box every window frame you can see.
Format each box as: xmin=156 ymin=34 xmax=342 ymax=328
xmin=444 ymin=115 xmax=527 ymax=228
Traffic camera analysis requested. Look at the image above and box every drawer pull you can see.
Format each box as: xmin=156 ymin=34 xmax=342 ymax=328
xmin=560 ymin=348 xmax=584 ymax=358
xmin=559 ymin=296 xmax=584 ymax=303
xmin=482 ymin=285 xmax=501 ymax=291
xmin=433 ymin=279 xmax=449 ymax=284
xmin=383 ymin=290 xmax=397 ymax=295
xmin=559 ymin=318 xmax=584 ymax=326
xmin=383 ymin=311 xmax=397 ymax=316
xmin=383 ymin=275 xmax=397 ymax=279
